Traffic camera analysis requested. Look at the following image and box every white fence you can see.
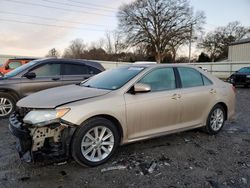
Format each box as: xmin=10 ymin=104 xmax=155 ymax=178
xmin=1 ymin=55 xmax=249 ymax=79
xmin=191 ymin=61 xmax=250 ymax=78
xmin=95 ymin=60 xmax=131 ymax=70
xmin=97 ymin=60 xmax=250 ymax=79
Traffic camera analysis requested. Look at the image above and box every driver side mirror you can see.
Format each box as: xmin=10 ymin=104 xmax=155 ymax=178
xmin=5 ymin=65 xmax=9 ymax=70
xmin=24 ymin=72 xmax=36 ymax=79
xmin=133 ymin=83 xmax=151 ymax=94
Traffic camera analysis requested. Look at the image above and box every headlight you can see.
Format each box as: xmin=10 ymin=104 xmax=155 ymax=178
xmin=23 ymin=108 xmax=70 ymax=126
xmin=246 ymin=75 xmax=250 ymax=78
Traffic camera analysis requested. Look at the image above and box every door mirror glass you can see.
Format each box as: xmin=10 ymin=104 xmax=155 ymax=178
xmin=134 ymin=83 xmax=151 ymax=93
xmin=24 ymin=72 xmax=36 ymax=79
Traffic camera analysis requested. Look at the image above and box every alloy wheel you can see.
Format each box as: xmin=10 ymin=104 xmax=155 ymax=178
xmin=210 ymin=108 xmax=224 ymax=131
xmin=0 ymin=97 xmax=13 ymax=117
xmin=81 ymin=126 xmax=114 ymax=162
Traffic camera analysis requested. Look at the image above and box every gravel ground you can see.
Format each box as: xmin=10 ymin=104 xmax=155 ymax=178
xmin=0 ymin=88 xmax=249 ymax=188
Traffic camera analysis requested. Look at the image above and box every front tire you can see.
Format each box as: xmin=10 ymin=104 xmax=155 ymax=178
xmin=205 ymin=104 xmax=225 ymax=135
xmin=71 ymin=117 xmax=120 ymax=167
xmin=0 ymin=92 xmax=15 ymax=119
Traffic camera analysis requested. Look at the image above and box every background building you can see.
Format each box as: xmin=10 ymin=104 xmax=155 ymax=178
xmin=228 ymin=38 xmax=250 ymax=61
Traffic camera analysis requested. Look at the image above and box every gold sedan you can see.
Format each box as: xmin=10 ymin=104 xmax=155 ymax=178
xmin=10 ymin=64 xmax=235 ymax=166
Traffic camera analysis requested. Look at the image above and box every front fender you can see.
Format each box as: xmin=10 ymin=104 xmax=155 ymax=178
xmin=60 ymin=95 xmax=128 ymax=143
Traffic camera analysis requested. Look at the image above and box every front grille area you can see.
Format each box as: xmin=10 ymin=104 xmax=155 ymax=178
xmin=9 ymin=113 xmax=33 ymax=162
xmin=15 ymin=107 xmax=31 ymax=119
xmin=235 ymin=75 xmax=246 ymax=83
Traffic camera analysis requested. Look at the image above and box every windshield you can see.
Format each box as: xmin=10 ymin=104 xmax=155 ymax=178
xmin=4 ymin=60 xmax=38 ymax=78
xmin=81 ymin=66 xmax=145 ymax=90
xmin=238 ymin=67 xmax=250 ymax=73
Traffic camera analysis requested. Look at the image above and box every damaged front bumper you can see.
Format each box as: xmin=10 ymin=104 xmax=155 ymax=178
xmin=9 ymin=113 xmax=75 ymax=163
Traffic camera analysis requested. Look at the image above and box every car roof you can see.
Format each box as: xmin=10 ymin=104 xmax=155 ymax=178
xmin=9 ymin=58 xmax=37 ymax=61
xmin=125 ymin=63 xmax=198 ymax=69
xmin=134 ymin=61 xmax=157 ymax=64
xmin=38 ymin=58 xmax=105 ymax=71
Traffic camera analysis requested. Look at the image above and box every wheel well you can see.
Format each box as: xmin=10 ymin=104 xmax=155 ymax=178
xmin=0 ymin=89 xmax=20 ymax=102
xmin=216 ymin=102 xmax=228 ymax=120
xmin=85 ymin=115 xmax=124 ymax=144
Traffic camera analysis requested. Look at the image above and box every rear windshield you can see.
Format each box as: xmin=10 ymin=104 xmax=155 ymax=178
xmin=81 ymin=66 xmax=145 ymax=90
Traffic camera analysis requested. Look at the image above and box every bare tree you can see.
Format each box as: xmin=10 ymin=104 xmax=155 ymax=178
xmin=46 ymin=48 xmax=60 ymax=58
xmin=63 ymin=39 xmax=86 ymax=59
xmin=113 ymin=31 xmax=124 ymax=54
xmin=103 ymin=30 xmax=125 ymax=54
xmin=117 ymin=0 xmax=205 ymax=63
xmin=198 ymin=21 xmax=250 ymax=61
xmin=89 ymin=38 xmax=105 ymax=50
xmin=104 ymin=31 xmax=113 ymax=54
xmin=168 ymin=35 xmax=190 ymax=62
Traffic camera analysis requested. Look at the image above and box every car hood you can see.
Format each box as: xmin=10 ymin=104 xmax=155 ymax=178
xmin=228 ymin=72 xmax=248 ymax=78
xmin=17 ymin=84 xmax=111 ymax=109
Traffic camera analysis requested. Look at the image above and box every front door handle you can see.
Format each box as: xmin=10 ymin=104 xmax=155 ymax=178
xmin=210 ymin=89 xmax=216 ymax=94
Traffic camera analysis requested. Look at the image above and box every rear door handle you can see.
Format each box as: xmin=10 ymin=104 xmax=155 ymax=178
xmin=52 ymin=77 xmax=60 ymax=81
xmin=171 ymin=94 xmax=181 ymax=100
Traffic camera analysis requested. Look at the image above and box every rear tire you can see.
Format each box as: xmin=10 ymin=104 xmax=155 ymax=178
xmin=204 ymin=104 xmax=225 ymax=135
xmin=71 ymin=117 xmax=120 ymax=167
xmin=0 ymin=92 xmax=16 ymax=119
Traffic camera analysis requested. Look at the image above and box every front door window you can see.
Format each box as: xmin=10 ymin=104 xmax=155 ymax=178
xmin=138 ymin=68 xmax=176 ymax=91
xmin=31 ymin=63 xmax=60 ymax=77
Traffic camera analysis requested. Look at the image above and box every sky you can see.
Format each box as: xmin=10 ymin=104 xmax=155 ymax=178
xmin=0 ymin=0 xmax=249 ymax=57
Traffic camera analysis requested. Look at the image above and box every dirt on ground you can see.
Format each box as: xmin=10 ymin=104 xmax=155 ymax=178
xmin=0 ymin=88 xmax=249 ymax=188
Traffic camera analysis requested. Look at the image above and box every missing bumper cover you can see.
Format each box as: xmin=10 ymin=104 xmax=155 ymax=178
xmin=9 ymin=113 xmax=76 ymax=163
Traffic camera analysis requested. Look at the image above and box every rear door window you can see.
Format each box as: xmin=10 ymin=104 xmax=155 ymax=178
xmin=178 ymin=67 xmax=204 ymax=88
xmin=87 ymin=66 xmax=101 ymax=74
xmin=202 ymin=75 xmax=213 ymax=86
xmin=62 ymin=64 xmax=88 ymax=75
